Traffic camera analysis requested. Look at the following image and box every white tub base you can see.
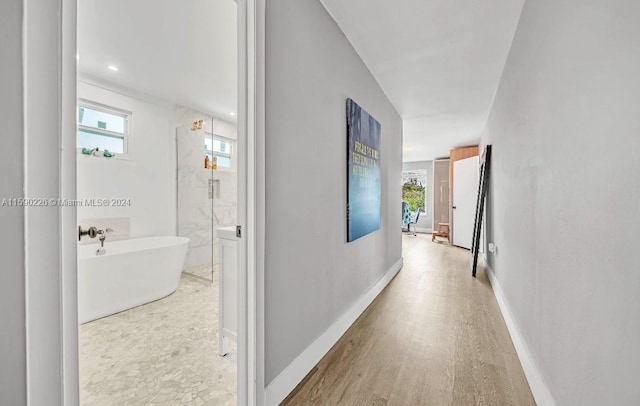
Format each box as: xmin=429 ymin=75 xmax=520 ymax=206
xmin=78 ymin=236 xmax=189 ymax=324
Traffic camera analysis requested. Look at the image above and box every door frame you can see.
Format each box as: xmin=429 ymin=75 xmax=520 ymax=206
xmin=24 ymin=0 xmax=266 ymax=404
xmin=237 ymin=0 xmax=266 ymax=404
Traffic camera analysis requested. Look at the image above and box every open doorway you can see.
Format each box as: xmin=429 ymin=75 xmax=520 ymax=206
xmin=75 ymin=0 xmax=242 ymax=404
xmin=402 ymin=168 xmax=428 ymax=234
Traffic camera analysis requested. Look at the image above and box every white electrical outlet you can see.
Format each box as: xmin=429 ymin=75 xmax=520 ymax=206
xmin=488 ymin=242 xmax=496 ymax=253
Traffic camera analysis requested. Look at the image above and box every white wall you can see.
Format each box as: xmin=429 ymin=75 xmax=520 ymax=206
xmin=0 ymin=0 xmax=26 ymax=403
xmin=265 ymin=0 xmax=403 ymax=386
xmin=77 ymin=80 xmax=177 ymax=240
xmin=481 ymin=1 xmax=640 ymax=404
xmin=402 ymin=160 xmax=434 ymax=231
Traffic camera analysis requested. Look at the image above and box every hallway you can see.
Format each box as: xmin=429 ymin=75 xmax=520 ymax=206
xmin=284 ymin=234 xmax=535 ymax=405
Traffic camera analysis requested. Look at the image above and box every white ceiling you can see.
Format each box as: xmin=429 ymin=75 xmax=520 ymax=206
xmin=320 ymin=0 xmax=525 ymax=161
xmin=78 ymin=0 xmax=237 ymax=120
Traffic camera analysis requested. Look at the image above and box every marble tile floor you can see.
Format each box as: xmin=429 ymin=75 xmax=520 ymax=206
xmin=80 ymin=266 xmax=236 ymax=406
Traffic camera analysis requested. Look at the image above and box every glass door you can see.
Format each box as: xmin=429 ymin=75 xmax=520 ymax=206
xmin=177 ymin=124 xmax=215 ymax=283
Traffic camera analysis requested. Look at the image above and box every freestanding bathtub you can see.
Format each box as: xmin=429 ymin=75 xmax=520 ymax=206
xmin=78 ymin=236 xmax=189 ymax=324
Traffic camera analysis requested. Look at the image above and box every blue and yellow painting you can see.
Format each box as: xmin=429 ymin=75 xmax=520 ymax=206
xmin=347 ymin=98 xmax=381 ymax=242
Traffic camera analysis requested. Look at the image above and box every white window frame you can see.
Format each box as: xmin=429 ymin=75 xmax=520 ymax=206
xmin=205 ymin=132 xmax=235 ymax=171
xmin=77 ymin=100 xmax=131 ymax=157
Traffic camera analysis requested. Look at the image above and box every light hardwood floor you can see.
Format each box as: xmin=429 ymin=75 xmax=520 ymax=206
xmin=283 ymin=233 xmax=535 ymax=405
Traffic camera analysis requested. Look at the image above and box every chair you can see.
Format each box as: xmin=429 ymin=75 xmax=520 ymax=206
xmin=405 ymin=208 xmax=421 ymax=236
xmin=432 ymin=222 xmax=450 ymax=243
xmin=402 ymin=201 xmax=412 ymax=230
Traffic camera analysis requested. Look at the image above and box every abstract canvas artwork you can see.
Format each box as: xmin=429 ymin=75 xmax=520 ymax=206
xmin=347 ymin=98 xmax=381 ymax=242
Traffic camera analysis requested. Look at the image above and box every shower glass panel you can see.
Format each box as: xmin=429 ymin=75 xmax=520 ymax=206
xmin=176 ymin=125 xmax=237 ymax=290
xmin=177 ymin=126 xmax=215 ymax=283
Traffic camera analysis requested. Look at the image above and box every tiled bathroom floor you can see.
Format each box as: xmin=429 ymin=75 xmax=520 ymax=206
xmin=80 ymin=266 xmax=236 ymax=406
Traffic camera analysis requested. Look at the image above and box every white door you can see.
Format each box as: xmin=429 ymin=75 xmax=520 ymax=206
xmin=452 ymin=156 xmax=479 ymax=249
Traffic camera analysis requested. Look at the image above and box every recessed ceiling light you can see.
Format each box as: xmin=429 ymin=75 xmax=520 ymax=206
xmin=107 ymin=65 xmax=119 ymax=72
xmin=229 ymin=112 xmax=236 ymax=116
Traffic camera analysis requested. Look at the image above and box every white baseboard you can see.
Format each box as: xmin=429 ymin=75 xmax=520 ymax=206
xmin=264 ymin=257 xmax=404 ymax=406
xmin=484 ymin=262 xmax=557 ymax=406
xmin=414 ymin=227 xmax=432 ymax=233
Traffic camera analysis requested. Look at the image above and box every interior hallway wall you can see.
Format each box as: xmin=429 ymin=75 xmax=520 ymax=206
xmin=265 ymin=0 xmax=403 ymax=385
xmin=481 ymin=0 xmax=640 ymax=404
xmin=0 ymin=0 xmax=26 ymax=403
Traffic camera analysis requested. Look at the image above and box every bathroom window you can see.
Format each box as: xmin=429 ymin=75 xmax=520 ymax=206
xmin=78 ymin=102 xmax=130 ymax=155
xmin=205 ymin=133 xmax=234 ymax=169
